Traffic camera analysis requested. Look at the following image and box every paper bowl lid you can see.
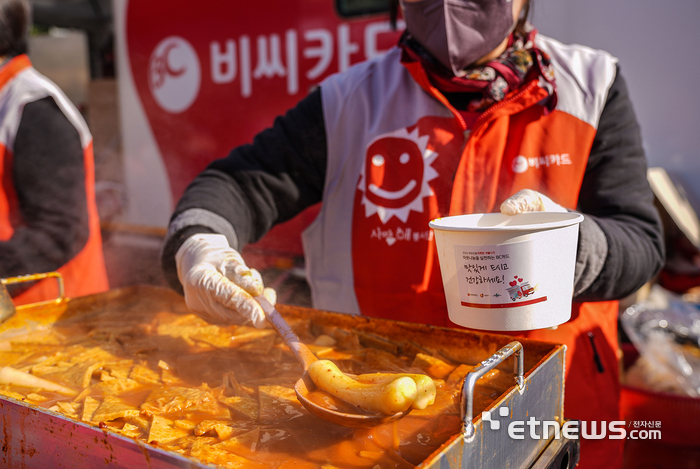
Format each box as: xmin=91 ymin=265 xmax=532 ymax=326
xmin=429 ymin=212 xmax=584 ymax=232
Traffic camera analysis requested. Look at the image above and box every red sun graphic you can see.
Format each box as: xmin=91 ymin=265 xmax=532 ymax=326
xmin=358 ymin=128 xmax=438 ymax=223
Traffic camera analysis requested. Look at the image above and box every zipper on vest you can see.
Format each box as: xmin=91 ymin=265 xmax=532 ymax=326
xmin=461 ymin=129 xmax=471 ymax=153
xmin=587 ymin=332 xmax=605 ymax=374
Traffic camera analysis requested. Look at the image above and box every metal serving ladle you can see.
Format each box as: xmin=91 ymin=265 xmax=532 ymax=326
xmin=255 ymin=296 xmax=410 ymax=427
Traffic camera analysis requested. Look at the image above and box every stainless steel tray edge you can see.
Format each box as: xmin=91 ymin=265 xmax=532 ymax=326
xmin=0 ymin=344 xmax=565 ymax=469
xmin=0 ymin=396 xmax=212 ymax=469
xmin=420 ymin=344 xmax=566 ymax=469
xmin=0 ymin=285 xmax=567 ymax=469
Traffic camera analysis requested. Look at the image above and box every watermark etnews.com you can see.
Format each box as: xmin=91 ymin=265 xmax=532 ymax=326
xmin=483 ymin=406 xmax=662 ymax=440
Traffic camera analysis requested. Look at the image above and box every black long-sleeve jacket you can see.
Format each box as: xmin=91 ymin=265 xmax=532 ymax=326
xmin=0 ymin=96 xmax=89 ymax=277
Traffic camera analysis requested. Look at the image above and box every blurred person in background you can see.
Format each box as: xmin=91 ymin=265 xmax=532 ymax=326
xmin=161 ymin=0 xmax=664 ymax=466
xmin=0 ymin=0 xmax=108 ymax=304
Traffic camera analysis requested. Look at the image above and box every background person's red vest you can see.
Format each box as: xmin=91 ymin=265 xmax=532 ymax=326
xmin=0 ymin=55 xmax=109 ymax=305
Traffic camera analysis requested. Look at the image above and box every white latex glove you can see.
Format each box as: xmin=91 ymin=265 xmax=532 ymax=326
xmin=500 ymin=189 xmax=567 ymax=215
xmin=175 ymin=233 xmax=277 ymax=328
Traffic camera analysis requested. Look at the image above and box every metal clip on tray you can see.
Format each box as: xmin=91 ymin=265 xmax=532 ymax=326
xmin=0 ymin=272 xmax=65 ymax=322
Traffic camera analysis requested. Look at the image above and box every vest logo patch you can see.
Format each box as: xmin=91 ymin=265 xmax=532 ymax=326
xmin=512 ymin=154 xmax=573 ymax=174
xmin=358 ymin=127 xmax=438 ymax=223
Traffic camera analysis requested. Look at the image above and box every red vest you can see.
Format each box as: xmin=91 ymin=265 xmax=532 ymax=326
xmin=310 ymin=36 xmax=623 ymax=467
xmin=0 ymin=55 xmax=109 ymax=305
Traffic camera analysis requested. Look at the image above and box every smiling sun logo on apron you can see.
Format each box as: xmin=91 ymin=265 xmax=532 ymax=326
xmin=351 ymin=125 xmax=449 ymax=322
xmin=357 ymin=127 xmax=438 ymax=225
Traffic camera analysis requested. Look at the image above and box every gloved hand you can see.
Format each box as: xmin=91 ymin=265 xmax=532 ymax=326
xmin=500 ymin=189 xmax=567 ymax=215
xmin=175 ymin=233 xmax=277 ymax=328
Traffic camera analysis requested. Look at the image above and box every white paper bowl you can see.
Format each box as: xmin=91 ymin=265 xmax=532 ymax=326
xmin=429 ymin=212 xmax=584 ymax=331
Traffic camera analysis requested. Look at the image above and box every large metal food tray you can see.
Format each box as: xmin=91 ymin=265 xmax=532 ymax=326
xmin=0 ymin=285 xmax=574 ymax=468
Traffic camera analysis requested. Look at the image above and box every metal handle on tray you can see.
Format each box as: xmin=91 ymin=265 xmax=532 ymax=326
xmin=0 ymin=272 xmax=65 ymax=312
xmin=461 ymin=341 xmax=524 ymax=439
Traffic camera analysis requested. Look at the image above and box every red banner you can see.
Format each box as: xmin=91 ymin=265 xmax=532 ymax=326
xmin=125 ymin=1 xmax=401 ymax=257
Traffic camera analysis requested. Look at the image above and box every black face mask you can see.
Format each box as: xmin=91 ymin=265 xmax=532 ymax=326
xmin=401 ymin=0 xmax=516 ymax=76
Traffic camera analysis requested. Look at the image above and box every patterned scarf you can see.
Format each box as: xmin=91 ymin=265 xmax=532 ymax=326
xmin=400 ymin=23 xmax=557 ymax=113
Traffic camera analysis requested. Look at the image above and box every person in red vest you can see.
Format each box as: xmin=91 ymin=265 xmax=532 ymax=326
xmin=161 ymin=0 xmax=664 ymax=466
xmin=0 ymin=0 xmax=109 ymax=304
